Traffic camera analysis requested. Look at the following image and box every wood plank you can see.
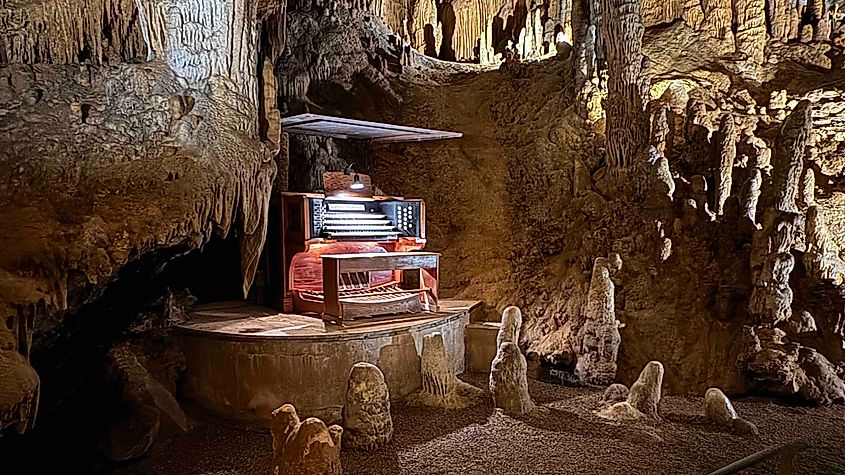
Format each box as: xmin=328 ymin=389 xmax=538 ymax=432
xmin=323 ymin=258 xmax=341 ymax=317
xmin=321 ymin=252 xmax=439 ymax=273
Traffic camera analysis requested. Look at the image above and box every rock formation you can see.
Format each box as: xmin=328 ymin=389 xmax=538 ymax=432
xmin=741 ymin=327 xmax=845 ymax=404
xmin=734 ymin=0 xmax=767 ymax=64
xmin=5 ymin=0 xmax=845 ymax=465
xmin=704 ymin=387 xmax=758 ymax=435
xmin=804 ymin=206 xmax=845 ymax=285
xmin=0 ymin=350 xmax=39 ymax=434
xmin=104 ymin=343 xmax=188 ymax=461
xmin=769 ymin=101 xmax=812 ymax=214
xmin=498 ymin=305 xmax=522 ymax=348
xmin=601 ymin=0 xmax=651 ymax=171
xmin=627 ymin=361 xmax=664 ymax=419
xmin=413 ymin=332 xmax=483 ymax=409
xmin=749 ymin=212 xmax=799 ymax=325
xmin=271 ymin=404 xmax=343 ymax=475
xmin=342 ymin=362 xmax=393 ymax=450
xmin=576 ymin=253 xmax=623 ymax=385
xmin=715 ymin=114 xmax=737 ymax=216
xmin=601 ymin=383 xmax=630 ymax=405
xmin=704 ymin=387 xmax=736 ymax=426
xmin=490 ymin=341 xmax=536 ymax=416
xmin=0 ymin=0 xmax=277 ymax=433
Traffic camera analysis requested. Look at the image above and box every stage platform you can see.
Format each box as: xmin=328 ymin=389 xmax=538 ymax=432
xmin=176 ymin=299 xmax=481 ymax=425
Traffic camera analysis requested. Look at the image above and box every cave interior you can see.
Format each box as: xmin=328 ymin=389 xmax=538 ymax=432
xmin=2 ymin=0 xmax=845 ymax=473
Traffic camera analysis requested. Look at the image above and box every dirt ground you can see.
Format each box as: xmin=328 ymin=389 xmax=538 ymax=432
xmin=117 ymin=373 xmax=845 ymax=475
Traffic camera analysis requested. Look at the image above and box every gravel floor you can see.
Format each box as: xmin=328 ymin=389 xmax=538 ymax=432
xmin=119 ymin=373 xmax=845 ymax=475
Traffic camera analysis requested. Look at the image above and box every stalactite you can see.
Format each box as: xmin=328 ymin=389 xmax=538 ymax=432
xmin=767 ymin=0 xmax=796 ymax=41
xmin=0 ymin=0 xmax=148 ymax=63
xmin=602 ymin=0 xmax=650 ymax=171
xmin=809 ymin=0 xmax=830 ymax=41
xmin=701 ymin=0 xmax=732 ymax=40
xmin=734 ymin=0 xmax=767 ymax=64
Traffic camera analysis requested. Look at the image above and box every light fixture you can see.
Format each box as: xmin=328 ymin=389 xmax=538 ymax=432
xmin=350 ymin=174 xmax=365 ymax=190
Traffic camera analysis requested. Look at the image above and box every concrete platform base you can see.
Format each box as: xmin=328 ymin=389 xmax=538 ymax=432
xmin=465 ymin=321 xmax=501 ymax=373
xmin=176 ymin=300 xmax=481 ymax=425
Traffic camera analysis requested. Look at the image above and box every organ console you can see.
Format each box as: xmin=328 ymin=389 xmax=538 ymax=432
xmin=277 ymin=114 xmax=461 ymax=323
xmin=280 ymin=183 xmax=438 ymax=323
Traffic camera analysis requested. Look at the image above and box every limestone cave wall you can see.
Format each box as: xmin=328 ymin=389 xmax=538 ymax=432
xmin=275 ymin=0 xmax=845 ymax=402
xmin=0 ymin=0 xmax=278 ymax=435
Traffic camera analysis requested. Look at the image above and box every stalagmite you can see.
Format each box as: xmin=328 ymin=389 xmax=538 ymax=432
xmin=627 ymin=360 xmax=664 ymax=419
xmin=704 ymin=387 xmax=737 ymax=426
xmin=602 ymin=0 xmax=651 ymax=171
xmin=734 ymin=0 xmax=767 ymax=64
xmin=271 ymin=404 xmax=342 ymax=475
xmin=104 ymin=343 xmax=188 ymax=461
xmin=597 ymin=361 xmax=663 ymax=421
xmin=768 ymin=101 xmax=812 ymax=214
xmin=749 ymin=212 xmax=798 ymax=325
xmin=798 ymin=167 xmax=816 ymax=210
xmin=715 ymin=115 xmax=736 ymax=216
xmin=740 ymin=168 xmax=763 ymax=224
xmin=497 ymin=306 xmax=522 ymax=348
xmin=601 ymin=383 xmax=629 ymax=405
xmin=413 ymin=332 xmax=484 ymax=409
xmin=804 ymin=206 xmax=845 ymax=285
xmin=646 ymin=146 xmax=676 ymax=200
xmin=576 ymin=253 xmax=623 ymax=385
xmin=651 ymin=106 xmax=670 ymax=152
xmin=704 ymin=387 xmax=758 ymax=434
xmin=490 ymin=342 xmax=536 ymax=416
xmin=342 ymin=362 xmax=393 ymax=450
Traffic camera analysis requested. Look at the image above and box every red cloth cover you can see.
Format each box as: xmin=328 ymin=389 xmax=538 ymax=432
xmin=289 ymin=242 xmax=394 ymax=291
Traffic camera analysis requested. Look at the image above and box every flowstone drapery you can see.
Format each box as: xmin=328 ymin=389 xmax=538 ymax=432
xmin=412 ymin=332 xmax=483 ymax=409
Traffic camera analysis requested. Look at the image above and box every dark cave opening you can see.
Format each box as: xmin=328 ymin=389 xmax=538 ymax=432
xmin=0 ymin=229 xmax=247 ymax=471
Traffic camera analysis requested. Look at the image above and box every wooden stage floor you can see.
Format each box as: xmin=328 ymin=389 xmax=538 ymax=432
xmin=178 ymin=299 xmax=482 ymax=340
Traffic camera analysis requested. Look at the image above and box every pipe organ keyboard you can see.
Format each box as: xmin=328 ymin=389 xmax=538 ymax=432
xmin=280 ymin=191 xmax=437 ymax=323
